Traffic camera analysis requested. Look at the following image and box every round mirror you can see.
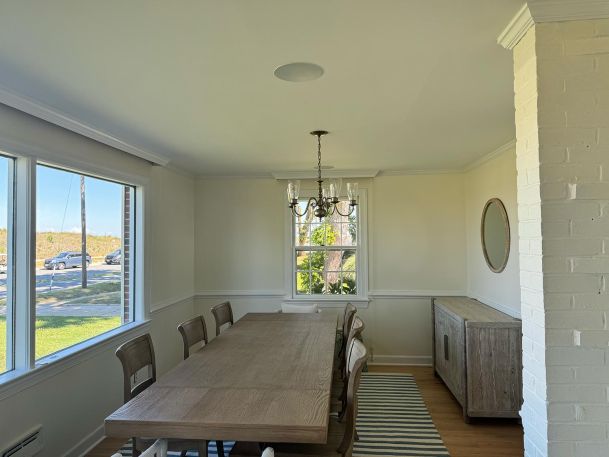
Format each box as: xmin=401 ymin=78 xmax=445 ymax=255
xmin=481 ymin=198 xmax=510 ymax=273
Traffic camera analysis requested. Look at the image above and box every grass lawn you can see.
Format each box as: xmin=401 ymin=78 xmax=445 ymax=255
xmin=36 ymin=281 xmax=121 ymax=305
xmin=0 ymin=316 xmax=121 ymax=373
xmin=0 ymin=281 xmax=121 ymax=307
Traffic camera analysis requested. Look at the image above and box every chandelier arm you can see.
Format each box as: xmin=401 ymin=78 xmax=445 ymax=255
xmin=291 ymin=198 xmax=313 ymax=217
xmin=334 ymin=204 xmax=356 ymax=217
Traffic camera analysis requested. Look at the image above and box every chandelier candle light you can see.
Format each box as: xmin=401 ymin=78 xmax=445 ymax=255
xmin=287 ymin=130 xmax=359 ymax=220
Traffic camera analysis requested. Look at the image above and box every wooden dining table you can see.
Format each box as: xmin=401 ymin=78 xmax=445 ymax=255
xmin=105 ymin=312 xmax=337 ymax=445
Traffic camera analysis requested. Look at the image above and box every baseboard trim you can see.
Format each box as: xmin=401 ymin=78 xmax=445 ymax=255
xmin=63 ymin=424 xmax=105 ymax=457
xmin=369 ymin=355 xmax=432 ymax=367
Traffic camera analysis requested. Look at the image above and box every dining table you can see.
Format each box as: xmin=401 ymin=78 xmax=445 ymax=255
xmin=104 ymin=312 xmax=338 ymax=445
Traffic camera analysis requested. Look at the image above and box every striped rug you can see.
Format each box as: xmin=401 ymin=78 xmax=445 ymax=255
xmin=117 ymin=373 xmax=449 ymax=457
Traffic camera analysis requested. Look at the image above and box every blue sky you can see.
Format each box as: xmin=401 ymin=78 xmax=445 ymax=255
xmin=0 ymin=157 xmax=123 ymax=237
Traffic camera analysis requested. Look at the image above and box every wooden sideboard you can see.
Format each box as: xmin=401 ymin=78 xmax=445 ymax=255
xmin=432 ymin=297 xmax=522 ymax=422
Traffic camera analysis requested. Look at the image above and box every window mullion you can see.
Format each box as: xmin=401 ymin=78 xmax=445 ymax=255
xmin=13 ymin=157 xmax=36 ymax=370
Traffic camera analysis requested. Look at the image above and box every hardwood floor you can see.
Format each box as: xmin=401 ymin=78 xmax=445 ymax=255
xmin=88 ymin=365 xmax=524 ymax=457
xmin=368 ymin=365 xmax=524 ymax=457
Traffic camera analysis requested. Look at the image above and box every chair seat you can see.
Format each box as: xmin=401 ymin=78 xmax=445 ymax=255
xmin=231 ymin=417 xmax=348 ymax=457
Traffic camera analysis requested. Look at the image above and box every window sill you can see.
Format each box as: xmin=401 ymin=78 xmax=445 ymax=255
xmin=0 ymin=320 xmax=150 ymax=401
xmin=284 ymin=296 xmax=370 ymax=308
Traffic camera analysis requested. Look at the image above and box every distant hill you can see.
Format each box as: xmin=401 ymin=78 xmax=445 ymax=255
xmin=0 ymin=228 xmax=120 ymax=261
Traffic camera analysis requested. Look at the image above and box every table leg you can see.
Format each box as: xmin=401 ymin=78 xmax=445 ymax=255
xmin=198 ymin=440 xmax=208 ymax=457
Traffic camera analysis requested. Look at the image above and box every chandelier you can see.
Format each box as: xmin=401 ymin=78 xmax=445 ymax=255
xmin=287 ymin=130 xmax=358 ymax=220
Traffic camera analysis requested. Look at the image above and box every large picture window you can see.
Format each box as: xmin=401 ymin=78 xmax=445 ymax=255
xmin=292 ymin=198 xmax=364 ymax=297
xmin=35 ymin=165 xmax=135 ymax=361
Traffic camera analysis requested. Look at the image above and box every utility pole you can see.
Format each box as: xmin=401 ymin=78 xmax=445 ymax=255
xmin=80 ymin=175 xmax=87 ymax=288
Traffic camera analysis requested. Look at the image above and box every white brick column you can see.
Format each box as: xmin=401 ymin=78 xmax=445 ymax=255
xmin=512 ymin=18 xmax=609 ymax=457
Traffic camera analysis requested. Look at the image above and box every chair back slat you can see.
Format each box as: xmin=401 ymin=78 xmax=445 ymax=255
xmin=343 ymin=316 xmax=365 ymax=378
xmin=139 ymin=439 xmax=168 ymax=457
xmin=178 ymin=315 xmax=208 ymax=359
xmin=115 ymin=333 xmax=156 ymax=403
xmin=339 ymin=339 xmax=368 ymax=455
xmin=211 ymin=301 xmax=234 ymax=336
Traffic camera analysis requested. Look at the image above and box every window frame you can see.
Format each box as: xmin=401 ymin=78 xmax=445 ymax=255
xmin=0 ymin=149 xmax=148 ymax=389
xmin=285 ymin=186 xmax=369 ymax=306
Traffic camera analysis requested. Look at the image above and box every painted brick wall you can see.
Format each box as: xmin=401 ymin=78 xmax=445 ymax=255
xmin=514 ymin=19 xmax=609 ymax=457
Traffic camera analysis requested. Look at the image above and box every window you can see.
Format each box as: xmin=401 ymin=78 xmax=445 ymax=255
xmin=291 ymin=194 xmax=366 ymax=298
xmin=0 ymin=155 xmax=14 ymax=374
xmin=34 ymin=165 xmax=135 ymax=361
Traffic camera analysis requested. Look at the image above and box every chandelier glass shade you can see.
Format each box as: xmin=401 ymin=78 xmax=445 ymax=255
xmin=287 ymin=130 xmax=358 ymax=220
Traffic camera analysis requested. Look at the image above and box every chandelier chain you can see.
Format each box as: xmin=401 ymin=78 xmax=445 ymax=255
xmin=317 ymin=133 xmax=322 ymax=183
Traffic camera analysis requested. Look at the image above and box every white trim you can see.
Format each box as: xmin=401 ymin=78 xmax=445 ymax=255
xmin=528 ymin=0 xmax=609 ymax=23
xmin=196 ymin=290 xmax=285 ymax=299
xmin=498 ymin=5 xmax=534 ymax=50
xmin=467 ymin=292 xmax=522 ymax=319
xmin=0 ymin=84 xmax=170 ymax=166
xmin=150 ymin=294 xmax=195 ymax=313
xmin=369 ymin=290 xmax=466 ymax=299
xmin=272 ymin=169 xmax=379 ymax=180
xmin=462 ymin=139 xmax=516 ymax=172
xmin=377 ymin=168 xmax=460 ymax=177
xmin=0 ymin=320 xmax=150 ymax=401
xmin=284 ymin=296 xmax=370 ymax=308
xmin=63 ymin=424 xmax=105 ymax=457
xmin=369 ymin=355 xmax=432 ymax=367
xmin=0 ymin=136 xmax=150 ymax=187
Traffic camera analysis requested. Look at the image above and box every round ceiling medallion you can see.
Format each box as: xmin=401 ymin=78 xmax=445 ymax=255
xmin=274 ymin=62 xmax=324 ymax=82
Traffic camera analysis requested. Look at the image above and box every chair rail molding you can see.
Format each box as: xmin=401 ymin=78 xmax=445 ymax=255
xmin=0 ymin=83 xmax=170 ymax=166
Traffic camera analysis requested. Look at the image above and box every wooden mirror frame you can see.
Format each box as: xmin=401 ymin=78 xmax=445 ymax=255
xmin=481 ymin=198 xmax=510 ymax=273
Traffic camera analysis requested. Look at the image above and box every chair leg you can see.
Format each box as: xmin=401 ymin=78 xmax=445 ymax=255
xmin=355 ymin=429 xmax=360 ymax=441
xmin=198 ymin=440 xmax=209 ymax=457
xmin=180 ymin=451 xmax=188 ymax=457
xmin=132 ymin=439 xmax=140 ymax=457
xmin=216 ymin=440 xmax=225 ymax=457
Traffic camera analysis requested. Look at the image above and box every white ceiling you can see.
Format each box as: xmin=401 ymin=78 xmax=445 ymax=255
xmin=0 ymin=1 xmax=523 ymax=176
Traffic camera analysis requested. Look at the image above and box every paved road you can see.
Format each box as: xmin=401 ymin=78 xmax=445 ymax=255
xmin=0 ymin=263 xmax=121 ymax=298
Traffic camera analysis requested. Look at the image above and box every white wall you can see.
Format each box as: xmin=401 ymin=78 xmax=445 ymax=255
xmin=0 ymin=104 xmax=196 ymax=456
xmin=194 ymin=173 xmax=467 ymax=364
xmin=464 ymin=146 xmax=521 ymax=317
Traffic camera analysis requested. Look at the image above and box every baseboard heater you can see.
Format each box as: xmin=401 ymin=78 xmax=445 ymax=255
xmin=1 ymin=427 xmax=43 ymax=457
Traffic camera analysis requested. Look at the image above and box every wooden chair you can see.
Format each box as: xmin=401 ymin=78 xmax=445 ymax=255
xmin=177 ymin=315 xmax=209 ymax=359
xmin=115 ymin=334 xmax=214 ymax=457
xmin=111 ymin=439 xmax=167 ymax=457
xmin=335 ymin=303 xmax=357 ymax=379
xmin=211 ymin=301 xmax=234 ymax=336
xmin=177 ymin=316 xmax=225 ymax=457
xmin=230 ymin=339 xmax=368 ymax=457
xmin=333 ymin=316 xmax=365 ymax=419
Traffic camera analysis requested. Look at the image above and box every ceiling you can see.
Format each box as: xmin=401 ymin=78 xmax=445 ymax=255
xmin=0 ymin=1 xmax=523 ymax=176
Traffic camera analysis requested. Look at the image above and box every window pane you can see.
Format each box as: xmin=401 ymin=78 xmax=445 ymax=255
xmin=342 ymin=272 xmax=357 ymax=295
xmin=35 ymin=165 xmax=134 ymax=361
xmin=296 ymin=250 xmax=309 ymax=270
xmin=341 ymin=250 xmax=356 ymax=271
xmin=0 ymin=156 xmax=13 ymax=374
xmin=295 ymin=224 xmax=310 ymax=246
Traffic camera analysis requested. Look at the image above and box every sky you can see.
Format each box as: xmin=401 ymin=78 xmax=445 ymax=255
xmin=0 ymin=157 xmax=124 ymax=237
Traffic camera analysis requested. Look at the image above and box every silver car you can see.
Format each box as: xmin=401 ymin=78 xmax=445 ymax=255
xmin=44 ymin=251 xmax=92 ymax=270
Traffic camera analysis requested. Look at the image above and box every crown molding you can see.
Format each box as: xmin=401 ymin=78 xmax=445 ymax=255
xmin=462 ymin=139 xmax=516 ymax=172
xmin=0 ymin=84 xmax=171 ymax=166
xmin=498 ymin=4 xmax=534 ymax=50
xmin=377 ymin=168 xmax=460 ymax=177
xmin=528 ymin=0 xmax=609 ymax=23
xmin=271 ymin=169 xmax=379 ymax=180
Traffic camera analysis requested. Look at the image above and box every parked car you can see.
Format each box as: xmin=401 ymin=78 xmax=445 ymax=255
xmin=44 ymin=251 xmax=92 ymax=270
xmin=105 ymin=249 xmax=121 ymax=265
